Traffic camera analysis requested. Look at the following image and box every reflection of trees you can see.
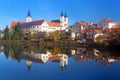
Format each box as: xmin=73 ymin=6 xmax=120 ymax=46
xmin=3 ymin=44 xmax=120 ymax=67
xmin=4 ymin=45 xmax=10 ymax=59
xmin=47 ymin=46 xmax=71 ymax=55
xmin=3 ymin=45 xmax=24 ymax=62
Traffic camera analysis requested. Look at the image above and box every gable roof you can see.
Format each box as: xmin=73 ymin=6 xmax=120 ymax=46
xmin=48 ymin=22 xmax=62 ymax=27
xmin=11 ymin=22 xmax=25 ymax=28
xmin=100 ymin=18 xmax=113 ymax=23
xmin=94 ymin=30 xmax=103 ymax=34
xmin=22 ymin=20 xmax=45 ymax=27
xmin=77 ymin=22 xmax=91 ymax=26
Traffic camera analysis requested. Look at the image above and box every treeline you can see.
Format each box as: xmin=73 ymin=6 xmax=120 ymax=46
xmin=3 ymin=23 xmax=69 ymax=42
xmin=4 ymin=23 xmax=24 ymax=40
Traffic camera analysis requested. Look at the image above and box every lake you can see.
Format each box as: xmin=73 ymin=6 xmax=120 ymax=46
xmin=0 ymin=45 xmax=120 ymax=80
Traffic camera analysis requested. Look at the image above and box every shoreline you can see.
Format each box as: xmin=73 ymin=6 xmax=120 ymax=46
xmin=0 ymin=40 xmax=120 ymax=50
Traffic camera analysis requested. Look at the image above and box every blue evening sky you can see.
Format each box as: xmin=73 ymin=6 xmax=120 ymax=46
xmin=0 ymin=0 xmax=120 ymax=29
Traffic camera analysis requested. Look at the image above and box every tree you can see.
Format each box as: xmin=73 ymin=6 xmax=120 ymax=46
xmin=50 ymin=31 xmax=60 ymax=42
xmin=60 ymin=33 xmax=67 ymax=40
xmin=11 ymin=23 xmax=24 ymax=40
xmin=4 ymin=25 xmax=9 ymax=40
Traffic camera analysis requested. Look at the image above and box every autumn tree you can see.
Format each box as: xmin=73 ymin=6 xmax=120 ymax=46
xmin=50 ymin=31 xmax=60 ymax=42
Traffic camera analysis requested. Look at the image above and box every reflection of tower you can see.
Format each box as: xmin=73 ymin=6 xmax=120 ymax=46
xmin=60 ymin=12 xmax=68 ymax=30
xmin=60 ymin=54 xmax=68 ymax=68
xmin=26 ymin=10 xmax=32 ymax=22
xmin=71 ymin=50 xmax=76 ymax=55
xmin=26 ymin=60 xmax=32 ymax=71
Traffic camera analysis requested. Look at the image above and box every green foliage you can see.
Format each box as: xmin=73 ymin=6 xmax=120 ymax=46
xmin=24 ymin=33 xmax=32 ymax=40
xmin=60 ymin=33 xmax=67 ymax=40
xmin=50 ymin=32 xmax=60 ymax=42
xmin=11 ymin=23 xmax=24 ymax=40
xmin=39 ymin=38 xmax=45 ymax=42
xmin=3 ymin=25 xmax=9 ymax=40
xmin=31 ymin=34 xmax=39 ymax=39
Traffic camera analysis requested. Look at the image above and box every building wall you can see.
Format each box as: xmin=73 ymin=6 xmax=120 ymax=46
xmin=23 ymin=21 xmax=49 ymax=34
xmin=70 ymin=23 xmax=85 ymax=32
xmin=108 ymin=23 xmax=116 ymax=28
xmin=98 ymin=20 xmax=117 ymax=28
xmin=48 ymin=26 xmax=62 ymax=32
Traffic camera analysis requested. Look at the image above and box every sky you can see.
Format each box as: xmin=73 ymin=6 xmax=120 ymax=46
xmin=0 ymin=0 xmax=120 ymax=29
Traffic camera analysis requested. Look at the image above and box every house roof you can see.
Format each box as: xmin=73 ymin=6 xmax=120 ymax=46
xmin=22 ymin=20 xmax=45 ymax=27
xmin=94 ymin=30 xmax=103 ymax=34
xmin=48 ymin=56 xmax=61 ymax=61
xmin=78 ymin=22 xmax=86 ymax=26
xmin=79 ymin=30 xmax=86 ymax=33
xmin=11 ymin=22 xmax=25 ymax=28
xmin=100 ymin=18 xmax=113 ymax=23
xmin=77 ymin=22 xmax=91 ymax=26
xmin=48 ymin=22 xmax=62 ymax=27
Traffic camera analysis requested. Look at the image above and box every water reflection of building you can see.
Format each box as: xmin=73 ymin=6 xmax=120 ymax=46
xmin=3 ymin=45 xmax=120 ymax=71
xmin=22 ymin=50 xmax=68 ymax=70
xmin=60 ymin=54 xmax=68 ymax=68
xmin=26 ymin=60 xmax=32 ymax=71
xmin=22 ymin=50 xmax=50 ymax=64
xmin=71 ymin=48 xmax=120 ymax=66
xmin=22 ymin=47 xmax=120 ymax=69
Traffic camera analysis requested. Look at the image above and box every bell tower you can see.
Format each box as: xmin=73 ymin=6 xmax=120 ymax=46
xmin=60 ymin=12 xmax=68 ymax=30
xmin=26 ymin=10 xmax=32 ymax=22
xmin=60 ymin=11 xmax=64 ymax=27
xmin=64 ymin=13 xmax=68 ymax=28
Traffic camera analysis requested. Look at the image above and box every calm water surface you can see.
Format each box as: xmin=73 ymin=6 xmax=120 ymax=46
xmin=0 ymin=45 xmax=120 ymax=80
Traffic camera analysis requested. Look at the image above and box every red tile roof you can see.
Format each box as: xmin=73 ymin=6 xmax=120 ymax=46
xmin=100 ymin=18 xmax=113 ymax=23
xmin=22 ymin=20 xmax=45 ymax=27
xmin=78 ymin=22 xmax=86 ymax=26
xmin=48 ymin=56 xmax=61 ymax=61
xmin=94 ymin=30 xmax=102 ymax=34
xmin=77 ymin=22 xmax=91 ymax=26
xmin=11 ymin=22 xmax=25 ymax=28
xmin=48 ymin=22 xmax=62 ymax=27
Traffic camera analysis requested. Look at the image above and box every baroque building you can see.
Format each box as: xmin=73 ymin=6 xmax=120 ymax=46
xmin=11 ymin=10 xmax=68 ymax=34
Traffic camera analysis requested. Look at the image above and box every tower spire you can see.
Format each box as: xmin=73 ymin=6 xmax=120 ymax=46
xmin=60 ymin=11 xmax=64 ymax=16
xmin=26 ymin=9 xmax=32 ymax=22
xmin=65 ymin=13 xmax=67 ymax=18
xmin=27 ymin=10 xmax=31 ymax=17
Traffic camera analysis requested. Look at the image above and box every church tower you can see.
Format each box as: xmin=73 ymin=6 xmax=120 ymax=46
xmin=26 ymin=60 xmax=32 ymax=71
xmin=60 ymin=12 xmax=68 ymax=30
xmin=26 ymin=10 xmax=32 ymax=22
xmin=60 ymin=54 xmax=68 ymax=68
xmin=64 ymin=13 xmax=68 ymax=28
xmin=60 ymin=12 xmax=64 ymax=27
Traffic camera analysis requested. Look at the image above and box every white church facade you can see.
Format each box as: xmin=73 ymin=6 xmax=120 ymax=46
xmin=11 ymin=10 xmax=68 ymax=34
